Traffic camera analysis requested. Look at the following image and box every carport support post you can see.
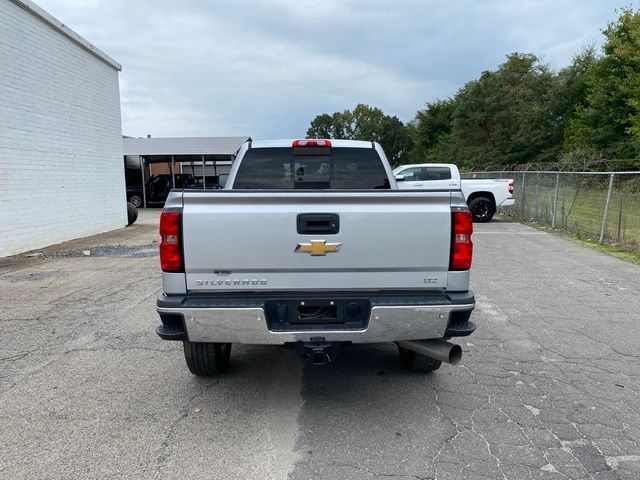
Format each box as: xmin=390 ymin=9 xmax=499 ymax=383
xmin=202 ymin=155 xmax=206 ymax=189
xmin=551 ymin=172 xmax=560 ymax=229
xmin=599 ymin=173 xmax=615 ymax=243
xmin=139 ymin=155 xmax=147 ymax=209
xmin=171 ymin=156 xmax=176 ymax=189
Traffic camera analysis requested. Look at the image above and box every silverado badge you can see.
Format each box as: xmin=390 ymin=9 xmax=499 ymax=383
xmin=295 ymin=240 xmax=342 ymax=256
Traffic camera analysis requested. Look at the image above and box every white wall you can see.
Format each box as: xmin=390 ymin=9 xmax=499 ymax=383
xmin=0 ymin=0 xmax=126 ymax=257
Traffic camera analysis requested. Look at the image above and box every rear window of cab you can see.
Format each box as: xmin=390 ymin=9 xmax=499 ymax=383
xmin=233 ymin=147 xmax=390 ymax=189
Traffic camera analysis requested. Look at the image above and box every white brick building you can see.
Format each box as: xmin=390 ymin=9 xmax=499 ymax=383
xmin=0 ymin=0 xmax=125 ymax=257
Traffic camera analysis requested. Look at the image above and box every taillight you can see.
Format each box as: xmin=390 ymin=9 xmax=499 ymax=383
xmin=159 ymin=210 xmax=183 ymax=272
xmin=509 ymin=180 xmax=514 ymax=195
xmin=292 ymin=139 xmax=332 ymax=147
xmin=451 ymin=209 xmax=473 ymax=270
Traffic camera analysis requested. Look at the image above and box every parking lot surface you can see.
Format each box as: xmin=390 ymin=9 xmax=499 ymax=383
xmin=1 ymin=211 xmax=640 ymax=480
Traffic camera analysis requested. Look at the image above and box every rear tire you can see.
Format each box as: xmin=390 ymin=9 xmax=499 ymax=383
xmin=127 ymin=202 xmax=138 ymax=225
xmin=183 ymin=342 xmax=232 ymax=376
xmin=398 ymin=346 xmax=442 ymax=373
xmin=468 ymin=196 xmax=496 ymax=223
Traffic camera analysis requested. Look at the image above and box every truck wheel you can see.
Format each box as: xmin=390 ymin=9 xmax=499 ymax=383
xmin=128 ymin=194 xmax=143 ymax=208
xmin=127 ymin=202 xmax=138 ymax=225
xmin=398 ymin=345 xmax=442 ymax=373
xmin=183 ymin=342 xmax=231 ymax=376
xmin=468 ymin=196 xmax=496 ymax=222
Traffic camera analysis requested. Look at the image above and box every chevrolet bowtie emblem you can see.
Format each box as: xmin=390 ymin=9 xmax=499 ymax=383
xmin=295 ymin=240 xmax=342 ymax=256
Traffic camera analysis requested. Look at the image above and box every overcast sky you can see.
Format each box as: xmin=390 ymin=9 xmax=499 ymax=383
xmin=37 ymin=0 xmax=626 ymax=139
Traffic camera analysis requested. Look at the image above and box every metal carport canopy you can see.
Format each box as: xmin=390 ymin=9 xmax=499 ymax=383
xmin=123 ymin=136 xmax=251 ymax=207
xmin=122 ymin=136 xmax=251 ymax=157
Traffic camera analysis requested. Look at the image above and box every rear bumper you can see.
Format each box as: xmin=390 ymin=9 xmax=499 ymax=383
xmin=499 ymin=198 xmax=515 ymax=207
xmin=155 ymin=290 xmax=475 ymax=344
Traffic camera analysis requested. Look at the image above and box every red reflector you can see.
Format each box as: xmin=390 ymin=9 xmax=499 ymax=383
xmin=292 ymin=139 xmax=332 ymax=147
xmin=509 ymin=180 xmax=514 ymax=195
xmin=159 ymin=210 xmax=182 ymax=272
xmin=451 ymin=210 xmax=473 ymax=270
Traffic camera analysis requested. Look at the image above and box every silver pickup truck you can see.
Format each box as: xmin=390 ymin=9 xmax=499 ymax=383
xmin=155 ymin=139 xmax=475 ymax=376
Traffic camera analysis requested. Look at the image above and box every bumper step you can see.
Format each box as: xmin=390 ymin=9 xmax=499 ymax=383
xmin=155 ymin=323 xmax=187 ymax=341
xmin=445 ymin=320 xmax=476 ymax=337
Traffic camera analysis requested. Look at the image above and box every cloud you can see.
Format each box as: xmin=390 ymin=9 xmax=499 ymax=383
xmin=35 ymin=0 xmax=624 ymax=139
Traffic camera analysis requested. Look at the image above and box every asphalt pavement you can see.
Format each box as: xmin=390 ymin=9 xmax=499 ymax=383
xmin=1 ymin=210 xmax=639 ymax=480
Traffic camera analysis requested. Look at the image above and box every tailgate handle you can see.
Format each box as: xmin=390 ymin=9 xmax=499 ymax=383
xmin=297 ymin=213 xmax=340 ymax=234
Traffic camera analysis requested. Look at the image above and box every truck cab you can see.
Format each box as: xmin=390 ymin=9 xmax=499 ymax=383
xmin=393 ymin=163 xmax=515 ymax=222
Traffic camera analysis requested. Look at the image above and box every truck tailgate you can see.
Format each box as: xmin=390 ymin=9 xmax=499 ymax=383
xmin=181 ymin=191 xmax=452 ymax=292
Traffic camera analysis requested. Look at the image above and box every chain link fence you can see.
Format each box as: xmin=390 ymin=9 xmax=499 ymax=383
xmin=461 ymin=171 xmax=640 ymax=250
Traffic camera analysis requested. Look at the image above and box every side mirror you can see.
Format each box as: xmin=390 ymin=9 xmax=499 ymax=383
xmin=218 ymin=174 xmax=228 ymax=188
xmin=394 ymin=175 xmax=405 ymax=181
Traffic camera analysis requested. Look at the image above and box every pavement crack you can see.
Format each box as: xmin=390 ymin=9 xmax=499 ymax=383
xmin=50 ymin=286 xmax=94 ymax=305
xmin=0 ymin=342 xmax=48 ymax=362
xmin=64 ymin=345 xmax=174 ymax=355
xmin=427 ymin=375 xmax=466 ymax=480
xmin=331 ymin=462 xmax=433 ymax=480
xmin=469 ymin=395 xmax=510 ymax=480
xmin=0 ymin=350 xmax=38 ymax=362
xmin=153 ymin=379 xmax=221 ymax=479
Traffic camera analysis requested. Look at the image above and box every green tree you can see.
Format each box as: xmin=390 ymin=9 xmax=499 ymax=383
xmin=557 ymin=47 xmax=599 ymax=124
xmin=443 ymin=53 xmax=561 ymax=169
xmin=409 ymin=99 xmax=455 ymax=162
xmin=306 ymin=104 xmax=412 ymax=166
xmin=409 ymin=50 xmax=600 ymax=171
xmin=306 ymin=111 xmax=354 ymax=139
xmin=565 ymin=8 xmax=640 ymax=164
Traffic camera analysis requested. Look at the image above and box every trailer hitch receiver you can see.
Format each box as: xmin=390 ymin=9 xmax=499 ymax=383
xmin=297 ymin=340 xmax=340 ymax=366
